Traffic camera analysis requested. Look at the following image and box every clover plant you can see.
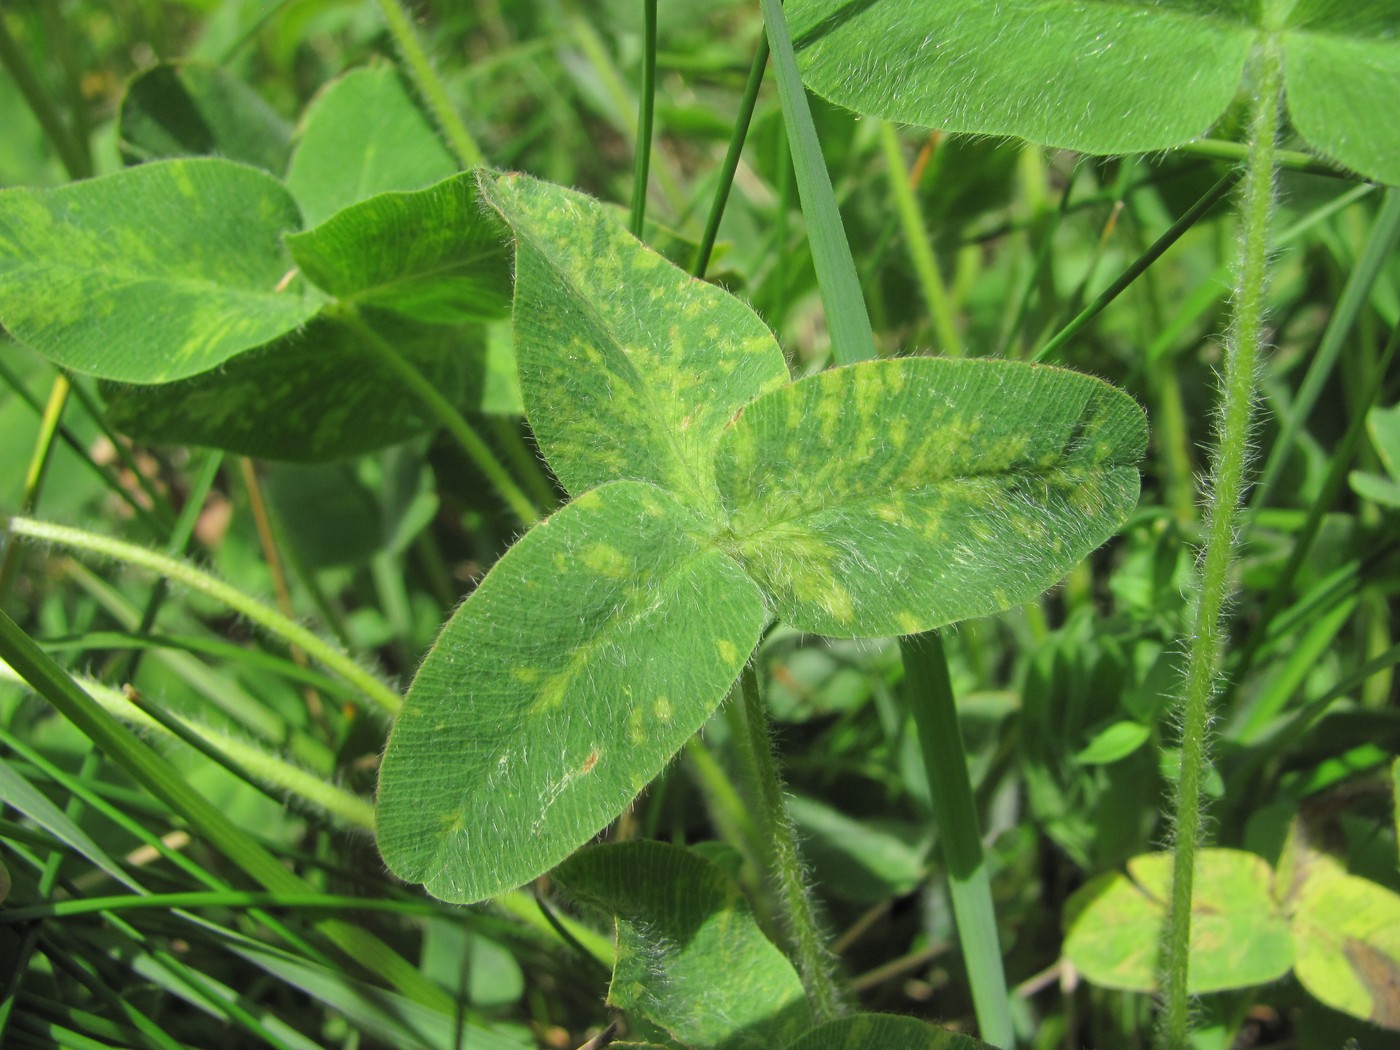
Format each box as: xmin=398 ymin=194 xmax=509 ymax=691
xmin=375 ymin=169 xmax=1147 ymax=905
xmin=0 ymin=2 xmax=1395 ymax=1047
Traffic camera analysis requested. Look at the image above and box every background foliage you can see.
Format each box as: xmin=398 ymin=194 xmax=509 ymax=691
xmin=0 ymin=1 xmax=1397 ymax=1048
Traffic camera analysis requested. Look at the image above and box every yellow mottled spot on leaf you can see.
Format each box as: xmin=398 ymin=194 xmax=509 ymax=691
xmin=629 ymin=706 xmax=647 ymax=745
xmin=654 ymin=696 xmax=673 ymax=722
xmin=512 ymin=666 xmax=540 ymax=684
xmin=573 ymin=489 xmax=603 ymax=511
xmin=535 ymin=671 xmax=570 ymax=712
xmin=874 ymin=501 xmax=906 ymax=524
xmin=716 ymin=638 xmax=738 ymax=664
xmin=581 ymin=542 xmax=631 ymax=578
xmin=896 ymin=612 xmax=924 ymax=635
xmin=816 ymin=394 xmax=841 ymax=444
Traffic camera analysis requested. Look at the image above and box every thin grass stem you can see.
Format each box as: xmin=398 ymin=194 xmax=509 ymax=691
xmin=1034 ymin=170 xmax=1238 ymax=364
xmin=628 ymin=0 xmax=658 ymax=238
xmin=2 ymin=515 xmax=403 ymax=716
xmin=878 ymin=122 xmax=964 ymax=356
xmin=693 ymin=33 xmax=769 ymax=278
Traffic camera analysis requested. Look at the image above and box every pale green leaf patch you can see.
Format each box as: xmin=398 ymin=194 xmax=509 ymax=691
xmin=286 ymin=173 xmax=512 ymax=325
xmin=376 ymin=481 xmax=767 ymax=904
xmin=477 ymin=170 xmax=791 ymax=509
xmin=0 ymin=158 xmax=319 ymax=383
xmin=715 ymin=357 xmax=1147 ymax=638
xmin=553 ymin=841 xmax=812 ymax=1049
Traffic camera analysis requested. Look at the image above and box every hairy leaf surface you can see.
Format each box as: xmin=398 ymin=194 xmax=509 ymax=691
xmin=287 ymin=173 xmax=511 ymax=324
xmin=478 ymin=171 xmax=791 ymax=507
xmin=377 ymin=481 xmax=767 ymax=904
xmin=285 ymin=67 xmax=458 ymax=227
xmin=716 ymin=358 xmax=1147 ymax=637
xmin=0 ymin=158 xmax=317 ymax=382
xmin=787 ymin=0 xmax=1400 ymax=183
xmin=786 ymin=0 xmax=1256 ymax=154
xmin=554 ymin=841 xmax=811 ymax=1049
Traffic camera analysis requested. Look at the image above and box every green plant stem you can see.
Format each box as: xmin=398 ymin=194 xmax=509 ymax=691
xmin=0 ymin=374 xmax=68 ymax=603
xmin=374 ymin=0 xmax=485 ymax=168
xmin=1 ymin=515 xmax=403 ymax=716
xmin=878 ymin=122 xmax=964 ymax=356
xmin=0 ymin=605 xmax=452 ymax=1012
xmin=1033 ymin=169 xmax=1238 ymax=364
xmin=1235 ymin=319 xmax=1400 ymax=683
xmin=0 ymin=361 xmax=162 ymax=535
xmin=693 ymin=33 xmax=768 ymax=278
xmin=735 ymin=665 xmax=845 ymax=1022
xmin=1160 ymin=41 xmax=1282 ymax=1050
xmin=628 ymin=0 xmax=658 ymax=238
xmin=0 ymin=10 xmax=88 ymax=180
xmin=116 ymin=449 xmax=224 ymax=684
xmin=340 ymin=310 xmax=539 ymax=526
xmin=901 ymin=632 xmax=1015 ymax=1048
xmin=1247 ymin=188 xmax=1400 ymax=518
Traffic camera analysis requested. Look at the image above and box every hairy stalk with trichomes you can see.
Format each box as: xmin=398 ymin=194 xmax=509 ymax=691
xmin=1161 ymin=40 xmax=1282 ymax=1049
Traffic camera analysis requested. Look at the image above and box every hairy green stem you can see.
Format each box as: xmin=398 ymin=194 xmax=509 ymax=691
xmin=375 ymin=0 xmax=485 ymax=168
xmin=341 ymin=310 xmax=539 ymax=526
xmin=736 ymin=665 xmax=845 ymax=1021
xmin=1160 ymin=41 xmax=1282 ymax=1050
xmin=2 ymin=515 xmax=403 ymax=716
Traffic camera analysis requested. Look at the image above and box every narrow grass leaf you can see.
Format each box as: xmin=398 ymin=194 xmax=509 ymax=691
xmin=780 ymin=1013 xmax=994 ymax=1049
xmin=477 ymin=171 xmax=790 ymax=507
xmin=553 ymin=841 xmax=812 ymax=1049
xmin=377 ymin=480 xmax=767 ymax=904
xmin=117 ymin=61 xmax=293 ymax=173
xmin=1063 ymin=849 xmax=1293 ymax=993
xmin=285 ymin=66 xmax=458 ymax=227
xmin=101 ymin=312 xmax=476 ymax=461
xmin=286 ymin=173 xmax=512 ymax=324
xmin=0 ymin=158 xmax=318 ymax=382
xmin=0 ymin=759 xmax=143 ymax=893
xmin=716 ymin=357 xmax=1147 ymax=638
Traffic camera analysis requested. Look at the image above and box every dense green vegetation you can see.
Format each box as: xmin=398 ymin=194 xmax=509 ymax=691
xmin=0 ymin=2 xmax=1397 ymax=1048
